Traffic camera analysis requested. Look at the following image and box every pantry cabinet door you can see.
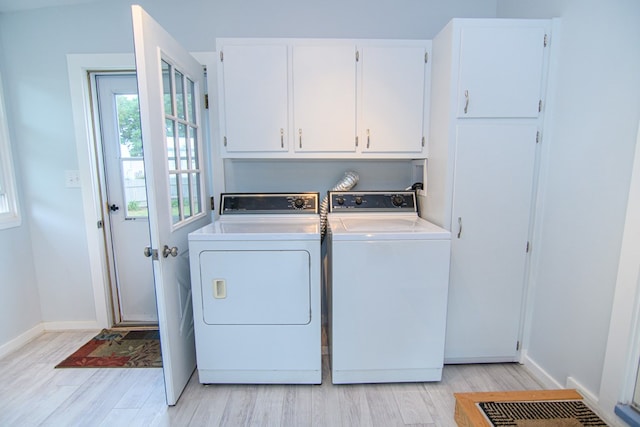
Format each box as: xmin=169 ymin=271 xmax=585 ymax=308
xmin=445 ymin=123 xmax=537 ymax=362
xmin=293 ymin=45 xmax=357 ymax=153
xmin=360 ymin=45 xmax=428 ymax=154
xmin=220 ymin=44 xmax=288 ymax=153
xmin=457 ymin=25 xmax=547 ymax=118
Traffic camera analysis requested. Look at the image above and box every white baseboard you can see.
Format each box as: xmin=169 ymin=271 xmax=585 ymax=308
xmin=43 ymin=320 xmax=101 ymax=331
xmin=522 ymin=351 xmax=626 ymax=427
xmin=521 ymin=350 xmax=564 ymax=389
xmin=0 ymin=324 xmax=45 ymax=359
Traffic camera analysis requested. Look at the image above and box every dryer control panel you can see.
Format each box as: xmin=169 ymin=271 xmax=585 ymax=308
xmin=220 ymin=192 xmax=319 ymax=214
xmin=329 ymin=191 xmax=417 ymax=213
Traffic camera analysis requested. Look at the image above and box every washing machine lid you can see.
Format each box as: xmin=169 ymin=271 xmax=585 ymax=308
xmin=328 ymin=214 xmax=450 ymax=240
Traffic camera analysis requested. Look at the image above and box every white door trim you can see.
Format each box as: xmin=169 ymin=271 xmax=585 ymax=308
xmin=599 ymin=120 xmax=640 ymax=413
xmin=67 ymin=52 xmax=219 ymax=330
xmin=67 ymin=53 xmax=137 ymax=329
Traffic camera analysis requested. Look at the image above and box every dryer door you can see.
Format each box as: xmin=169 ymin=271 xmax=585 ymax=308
xmin=199 ymin=250 xmax=311 ymax=325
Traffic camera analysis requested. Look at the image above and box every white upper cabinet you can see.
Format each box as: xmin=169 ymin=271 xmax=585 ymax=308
xmin=360 ymin=45 xmax=429 ymax=154
xmin=216 ymin=39 xmax=430 ymax=158
xmin=218 ymin=44 xmax=288 ymax=153
xmin=456 ymin=24 xmax=547 ymax=118
xmin=293 ymin=44 xmax=357 ymax=153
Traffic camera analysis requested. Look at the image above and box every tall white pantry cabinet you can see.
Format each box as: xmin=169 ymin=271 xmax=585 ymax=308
xmin=424 ymin=19 xmax=552 ymax=363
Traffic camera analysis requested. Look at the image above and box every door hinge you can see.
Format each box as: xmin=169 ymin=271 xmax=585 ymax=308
xmin=355 ymin=50 xmax=359 ymax=62
xmin=536 ymin=131 xmax=541 ymax=144
xmin=526 ymin=241 xmax=531 ymax=253
xmin=544 ymin=34 xmax=549 ymax=47
xmin=210 ymin=196 xmax=215 ymax=211
xmin=204 ymin=94 xmax=209 ymax=109
xmin=223 ymin=136 xmax=227 ymax=147
xmin=516 ymin=340 xmax=521 ymax=351
xmin=425 ymin=52 xmax=429 ymax=63
xmin=538 ymin=99 xmax=542 ymax=112
xmin=97 ymin=220 xmax=103 ymax=229
xmin=219 ymin=51 xmax=223 ymax=62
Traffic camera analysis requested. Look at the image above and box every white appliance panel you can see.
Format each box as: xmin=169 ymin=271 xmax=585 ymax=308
xmin=331 ymin=239 xmax=450 ymax=372
xmin=199 ymin=250 xmax=311 ymax=325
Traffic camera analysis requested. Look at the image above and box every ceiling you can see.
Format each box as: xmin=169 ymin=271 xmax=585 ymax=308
xmin=0 ymin=0 xmax=102 ymax=13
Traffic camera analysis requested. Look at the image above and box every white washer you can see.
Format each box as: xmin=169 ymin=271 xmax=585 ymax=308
xmin=326 ymin=191 xmax=451 ymax=384
xmin=188 ymin=193 xmax=321 ymax=384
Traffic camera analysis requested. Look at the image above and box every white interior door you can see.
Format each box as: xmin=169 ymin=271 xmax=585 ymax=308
xmin=131 ymin=5 xmax=211 ymax=405
xmin=95 ymin=73 xmax=157 ymax=324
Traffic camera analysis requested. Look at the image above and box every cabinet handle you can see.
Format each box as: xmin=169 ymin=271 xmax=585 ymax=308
xmin=280 ymin=128 xmax=284 ymax=148
xmin=457 ymin=217 xmax=463 ymax=239
xmin=298 ymin=129 xmax=302 ymax=148
xmin=464 ymin=90 xmax=470 ymax=114
xmin=366 ymin=129 xmax=371 ymax=149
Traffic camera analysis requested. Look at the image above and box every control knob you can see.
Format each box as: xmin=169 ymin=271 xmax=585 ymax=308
xmin=294 ymin=198 xmax=305 ymax=209
xmin=336 ymin=196 xmax=345 ymax=205
xmin=392 ymin=195 xmax=405 ymax=207
xmin=355 ymin=196 xmax=363 ymax=205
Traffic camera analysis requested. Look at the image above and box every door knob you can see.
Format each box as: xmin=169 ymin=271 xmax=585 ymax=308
xmin=109 ymin=204 xmax=119 ymax=212
xmin=162 ymin=245 xmax=179 ymax=258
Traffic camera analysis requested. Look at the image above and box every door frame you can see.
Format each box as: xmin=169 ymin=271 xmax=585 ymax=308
xmin=67 ymin=52 xmax=221 ymax=329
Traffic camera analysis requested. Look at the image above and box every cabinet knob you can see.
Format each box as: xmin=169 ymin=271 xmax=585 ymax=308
xmin=298 ymin=129 xmax=302 ymax=148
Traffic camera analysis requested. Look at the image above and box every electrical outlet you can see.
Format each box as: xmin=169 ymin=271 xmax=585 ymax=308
xmin=65 ymin=170 xmax=81 ymax=188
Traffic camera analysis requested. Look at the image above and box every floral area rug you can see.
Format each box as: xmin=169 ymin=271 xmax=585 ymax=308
xmin=55 ymin=329 xmax=162 ymax=368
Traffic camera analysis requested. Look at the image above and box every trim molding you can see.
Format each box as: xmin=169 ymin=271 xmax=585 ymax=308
xmin=0 ymin=324 xmax=44 ymax=359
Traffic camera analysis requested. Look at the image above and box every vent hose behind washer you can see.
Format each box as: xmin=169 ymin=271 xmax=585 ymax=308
xmin=320 ymin=171 xmax=359 ymax=239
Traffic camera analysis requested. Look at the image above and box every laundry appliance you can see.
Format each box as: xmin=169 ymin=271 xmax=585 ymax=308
xmin=188 ymin=192 xmax=321 ymax=384
xmin=326 ymin=191 xmax=451 ymax=384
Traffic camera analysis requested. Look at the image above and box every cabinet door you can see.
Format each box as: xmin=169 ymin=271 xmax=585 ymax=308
xmin=457 ymin=25 xmax=546 ymax=118
xmin=293 ymin=45 xmax=357 ymax=153
xmin=445 ymin=123 xmax=537 ymax=362
xmin=220 ymin=44 xmax=288 ymax=152
xmin=360 ymin=46 xmax=427 ymax=153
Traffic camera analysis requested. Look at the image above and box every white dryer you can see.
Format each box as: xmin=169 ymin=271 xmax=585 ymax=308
xmin=188 ymin=193 xmax=321 ymax=384
xmin=326 ymin=191 xmax=451 ymax=384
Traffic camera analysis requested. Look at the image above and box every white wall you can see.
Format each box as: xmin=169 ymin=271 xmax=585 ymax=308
xmin=0 ymin=0 xmax=498 ymax=346
xmin=0 ymin=41 xmax=42 ymax=352
xmin=498 ymin=0 xmax=640 ymax=410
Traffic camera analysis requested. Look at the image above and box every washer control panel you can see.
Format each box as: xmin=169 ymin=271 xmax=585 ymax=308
xmin=220 ymin=193 xmax=319 ymax=215
xmin=329 ymin=191 xmax=417 ymax=213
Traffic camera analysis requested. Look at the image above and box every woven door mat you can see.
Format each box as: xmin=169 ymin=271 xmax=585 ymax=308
xmin=478 ymin=400 xmax=608 ymax=426
xmin=453 ymin=390 xmax=609 ymax=427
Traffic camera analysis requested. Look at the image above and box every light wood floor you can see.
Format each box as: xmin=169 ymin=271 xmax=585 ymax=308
xmin=0 ymin=330 xmax=544 ymax=426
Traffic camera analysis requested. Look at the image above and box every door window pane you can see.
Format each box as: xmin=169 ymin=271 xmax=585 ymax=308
xmin=170 ymin=173 xmax=180 ymax=224
xmin=165 ymin=119 xmax=177 ymax=170
xmin=175 ymin=69 xmax=185 ymax=120
xmin=187 ymin=78 xmax=195 ymax=122
xmin=162 ymin=61 xmax=173 ymax=116
xmin=182 ymin=174 xmax=191 ymax=219
xmin=115 ymin=94 xmax=147 ymax=219
xmin=191 ymin=172 xmax=201 ymax=215
xmin=189 ymin=126 xmax=198 ymax=169
xmin=178 ymin=123 xmax=187 ymax=169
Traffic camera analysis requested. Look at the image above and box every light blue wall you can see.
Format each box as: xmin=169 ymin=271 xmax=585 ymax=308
xmin=498 ymin=0 xmax=640 ymax=405
xmin=0 ymin=39 xmax=41 ymax=347
xmin=0 ymin=0 xmax=498 ymax=343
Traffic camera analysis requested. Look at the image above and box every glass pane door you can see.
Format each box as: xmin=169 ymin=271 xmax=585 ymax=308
xmin=161 ymin=60 xmax=203 ymax=227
